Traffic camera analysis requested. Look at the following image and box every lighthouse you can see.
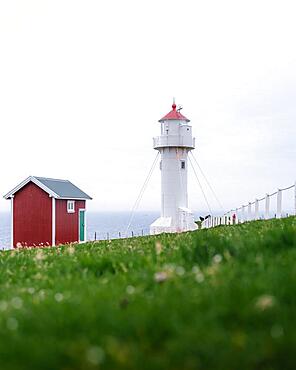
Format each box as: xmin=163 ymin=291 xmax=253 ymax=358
xmin=150 ymin=101 xmax=198 ymax=234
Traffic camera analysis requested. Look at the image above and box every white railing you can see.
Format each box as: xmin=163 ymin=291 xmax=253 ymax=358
xmin=201 ymin=182 xmax=296 ymax=229
xmin=153 ymin=135 xmax=195 ymax=149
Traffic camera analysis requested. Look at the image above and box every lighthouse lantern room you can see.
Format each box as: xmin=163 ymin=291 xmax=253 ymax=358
xmin=150 ymin=101 xmax=198 ymax=234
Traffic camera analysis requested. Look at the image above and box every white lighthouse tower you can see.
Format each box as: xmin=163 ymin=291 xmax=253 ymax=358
xmin=150 ymin=101 xmax=198 ymax=234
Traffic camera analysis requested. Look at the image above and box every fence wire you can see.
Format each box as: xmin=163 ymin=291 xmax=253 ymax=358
xmin=202 ymin=183 xmax=296 ymax=229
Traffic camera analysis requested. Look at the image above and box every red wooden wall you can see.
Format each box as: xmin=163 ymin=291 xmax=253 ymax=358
xmin=55 ymin=199 xmax=85 ymax=245
xmin=13 ymin=182 xmax=52 ymax=247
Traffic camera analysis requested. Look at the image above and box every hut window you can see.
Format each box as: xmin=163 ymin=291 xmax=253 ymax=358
xmin=67 ymin=200 xmax=75 ymax=213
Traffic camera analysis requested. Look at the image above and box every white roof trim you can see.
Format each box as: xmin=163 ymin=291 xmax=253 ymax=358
xmin=3 ymin=176 xmax=60 ymax=199
xmin=58 ymin=197 xmax=90 ymax=201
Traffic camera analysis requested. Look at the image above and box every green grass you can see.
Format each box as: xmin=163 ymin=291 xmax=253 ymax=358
xmin=0 ymin=217 xmax=296 ymax=370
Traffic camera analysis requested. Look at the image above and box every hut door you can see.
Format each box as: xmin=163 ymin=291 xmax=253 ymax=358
xmin=79 ymin=210 xmax=85 ymax=242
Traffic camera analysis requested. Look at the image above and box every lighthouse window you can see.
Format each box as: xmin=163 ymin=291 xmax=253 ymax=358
xmin=181 ymin=160 xmax=186 ymax=169
xmin=160 ymin=161 xmax=162 ymax=170
xmin=67 ymin=200 xmax=75 ymax=213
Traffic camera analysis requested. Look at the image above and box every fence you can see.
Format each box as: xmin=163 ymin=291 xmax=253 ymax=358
xmin=201 ymin=182 xmax=296 ymax=229
xmin=91 ymin=226 xmax=151 ymax=242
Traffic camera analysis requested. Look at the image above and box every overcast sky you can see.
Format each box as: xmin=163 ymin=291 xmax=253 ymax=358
xmin=0 ymin=0 xmax=295 ymax=214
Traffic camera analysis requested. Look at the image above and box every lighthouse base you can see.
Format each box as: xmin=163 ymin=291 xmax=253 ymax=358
xmin=150 ymin=207 xmax=198 ymax=235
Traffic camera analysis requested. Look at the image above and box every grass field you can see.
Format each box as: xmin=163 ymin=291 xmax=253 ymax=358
xmin=0 ymin=217 xmax=296 ymax=370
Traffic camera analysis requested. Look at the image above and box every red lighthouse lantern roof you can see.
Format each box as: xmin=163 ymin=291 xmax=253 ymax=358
xmin=159 ymin=101 xmax=190 ymax=122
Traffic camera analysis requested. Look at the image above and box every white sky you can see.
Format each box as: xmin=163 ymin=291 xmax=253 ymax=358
xmin=0 ymin=0 xmax=295 ymax=214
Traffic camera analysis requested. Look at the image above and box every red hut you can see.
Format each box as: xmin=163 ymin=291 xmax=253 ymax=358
xmin=4 ymin=176 xmax=92 ymax=248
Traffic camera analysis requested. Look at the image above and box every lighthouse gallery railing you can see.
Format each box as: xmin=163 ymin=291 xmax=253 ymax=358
xmin=153 ymin=135 xmax=195 ymax=149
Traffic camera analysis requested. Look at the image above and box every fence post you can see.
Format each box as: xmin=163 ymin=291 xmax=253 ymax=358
xmin=241 ymin=205 xmax=245 ymax=223
xmin=265 ymin=194 xmax=270 ymax=220
xmin=276 ymin=189 xmax=282 ymax=219
xmin=255 ymin=199 xmax=259 ymax=220
xmin=247 ymin=202 xmax=252 ymax=221
xmin=235 ymin=208 xmax=238 ymax=224
xmin=294 ymin=181 xmax=296 ymax=216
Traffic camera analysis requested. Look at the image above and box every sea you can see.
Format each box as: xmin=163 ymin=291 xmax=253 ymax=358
xmin=2 ymin=207 xmax=293 ymax=250
xmin=0 ymin=211 xmax=159 ymax=250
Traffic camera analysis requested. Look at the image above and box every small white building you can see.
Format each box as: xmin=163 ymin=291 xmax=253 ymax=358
xmin=150 ymin=101 xmax=198 ymax=234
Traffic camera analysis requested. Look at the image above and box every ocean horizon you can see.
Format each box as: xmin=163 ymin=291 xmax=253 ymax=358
xmin=0 ymin=211 xmax=160 ymax=249
xmin=1 ymin=207 xmax=293 ymax=250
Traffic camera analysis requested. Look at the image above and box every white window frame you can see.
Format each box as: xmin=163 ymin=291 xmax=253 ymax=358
xmin=67 ymin=200 xmax=75 ymax=213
